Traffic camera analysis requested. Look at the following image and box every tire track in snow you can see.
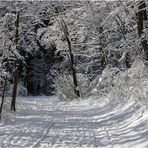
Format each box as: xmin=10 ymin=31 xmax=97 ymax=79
xmin=0 ymin=96 xmax=148 ymax=148
xmin=30 ymin=120 xmax=55 ymax=148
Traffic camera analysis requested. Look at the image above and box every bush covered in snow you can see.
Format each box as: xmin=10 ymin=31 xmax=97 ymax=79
xmin=112 ymin=59 xmax=148 ymax=105
xmin=89 ymin=59 xmax=148 ymax=106
xmin=53 ymin=73 xmax=90 ymax=101
xmin=53 ymin=59 xmax=148 ymax=105
xmin=53 ymin=74 xmax=77 ymax=101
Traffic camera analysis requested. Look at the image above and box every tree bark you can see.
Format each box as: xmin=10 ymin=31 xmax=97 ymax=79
xmin=98 ymin=27 xmax=107 ymax=71
xmin=11 ymin=11 xmax=20 ymax=111
xmin=0 ymin=77 xmax=7 ymax=120
xmin=11 ymin=60 xmax=19 ymax=111
xmin=66 ymin=35 xmax=80 ymax=97
xmin=60 ymin=20 xmax=80 ymax=97
xmin=125 ymin=52 xmax=131 ymax=69
xmin=26 ymin=58 xmax=34 ymax=95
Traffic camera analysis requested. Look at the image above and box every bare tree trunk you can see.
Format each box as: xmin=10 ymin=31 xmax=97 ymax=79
xmin=0 ymin=77 xmax=7 ymax=120
xmin=66 ymin=34 xmax=80 ymax=97
xmin=11 ymin=11 xmax=20 ymax=111
xmin=26 ymin=58 xmax=34 ymax=95
xmin=11 ymin=61 xmax=19 ymax=111
xmin=86 ymin=1 xmax=107 ymax=71
xmin=98 ymin=27 xmax=107 ymax=71
xmin=60 ymin=20 xmax=80 ymax=97
xmin=125 ymin=52 xmax=131 ymax=69
xmin=137 ymin=0 xmax=148 ymax=60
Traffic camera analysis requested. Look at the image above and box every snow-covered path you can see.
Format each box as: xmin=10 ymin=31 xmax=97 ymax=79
xmin=0 ymin=96 xmax=148 ymax=148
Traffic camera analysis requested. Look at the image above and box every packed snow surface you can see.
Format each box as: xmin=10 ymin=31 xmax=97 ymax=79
xmin=0 ymin=96 xmax=148 ymax=148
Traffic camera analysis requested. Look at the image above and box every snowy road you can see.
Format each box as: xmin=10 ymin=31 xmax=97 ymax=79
xmin=0 ymin=96 xmax=148 ymax=148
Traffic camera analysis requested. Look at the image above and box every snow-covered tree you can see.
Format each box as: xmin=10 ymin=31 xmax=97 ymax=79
xmin=0 ymin=1 xmax=44 ymax=111
xmin=136 ymin=0 xmax=148 ymax=60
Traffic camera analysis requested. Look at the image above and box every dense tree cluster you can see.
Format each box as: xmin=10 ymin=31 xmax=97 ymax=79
xmin=0 ymin=0 xmax=147 ymax=118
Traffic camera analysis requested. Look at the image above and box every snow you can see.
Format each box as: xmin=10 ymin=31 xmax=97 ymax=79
xmin=0 ymin=95 xmax=148 ymax=148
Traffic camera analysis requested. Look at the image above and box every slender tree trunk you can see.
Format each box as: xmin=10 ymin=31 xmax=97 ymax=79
xmin=66 ymin=35 xmax=80 ymax=97
xmin=0 ymin=77 xmax=7 ymax=120
xmin=98 ymin=27 xmax=107 ymax=71
xmin=60 ymin=20 xmax=80 ymax=97
xmin=11 ymin=60 xmax=19 ymax=111
xmin=26 ymin=58 xmax=34 ymax=95
xmin=137 ymin=0 xmax=148 ymax=60
xmin=11 ymin=11 xmax=20 ymax=111
xmin=125 ymin=52 xmax=131 ymax=69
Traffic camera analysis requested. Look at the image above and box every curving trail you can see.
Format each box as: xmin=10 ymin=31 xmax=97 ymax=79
xmin=0 ymin=96 xmax=148 ymax=148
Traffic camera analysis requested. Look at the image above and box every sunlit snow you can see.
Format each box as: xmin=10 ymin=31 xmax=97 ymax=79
xmin=0 ymin=96 xmax=148 ymax=148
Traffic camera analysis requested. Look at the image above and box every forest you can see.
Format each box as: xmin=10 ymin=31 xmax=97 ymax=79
xmin=0 ymin=0 xmax=148 ymax=147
